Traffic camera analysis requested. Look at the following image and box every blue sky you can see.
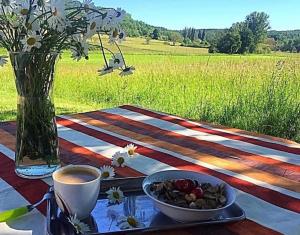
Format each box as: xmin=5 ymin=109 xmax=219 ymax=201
xmin=96 ymin=0 xmax=300 ymax=30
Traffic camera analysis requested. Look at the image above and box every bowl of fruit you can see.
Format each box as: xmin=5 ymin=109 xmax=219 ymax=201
xmin=142 ymin=170 xmax=236 ymax=222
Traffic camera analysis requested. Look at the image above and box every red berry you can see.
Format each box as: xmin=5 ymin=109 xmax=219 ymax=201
xmin=174 ymin=179 xmax=197 ymax=193
xmin=191 ymin=187 xmax=204 ymax=199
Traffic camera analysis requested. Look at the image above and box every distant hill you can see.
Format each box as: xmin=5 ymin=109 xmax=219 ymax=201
xmin=121 ymin=13 xmax=300 ymax=43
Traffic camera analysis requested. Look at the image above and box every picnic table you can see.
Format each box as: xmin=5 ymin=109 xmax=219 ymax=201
xmin=0 ymin=105 xmax=299 ymax=235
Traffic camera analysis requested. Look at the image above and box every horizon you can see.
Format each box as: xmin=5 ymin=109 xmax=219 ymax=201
xmin=96 ymin=0 xmax=300 ymax=31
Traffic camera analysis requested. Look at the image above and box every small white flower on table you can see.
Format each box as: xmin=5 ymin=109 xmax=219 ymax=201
xmin=68 ymin=214 xmax=91 ymax=234
xmin=117 ymin=215 xmax=145 ymax=230
xmin=124 ymin=143 xmax=138 ymax=157
xmin=112 ymin=151 xmax=127 ymax=167
xmin=100 ymin=165 xmax=115 ymax=179
xmin=98 ymin=66 xmax=114 ymax=76
xmin=109 ymin=53 xmax=125 ymax=69
xmin=120 ymin=67 xmax=135 ymax=77
xmin=106 ymin=187 xmax=124 ymax=204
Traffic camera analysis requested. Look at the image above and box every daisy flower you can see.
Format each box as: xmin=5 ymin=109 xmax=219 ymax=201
xmin=117 ymin=215 xmax=145 ymax=230
xmin=117 ymin=30 xmax=126 ymax=43
xmin=21 ymin=32 xmax=42 ymax=52
xmin=115 ymin=8 xmax=126 ymax=21
xmin=68 ymin=214 xmax=91 ymax=234
xmin=71 ymin=39 xmax=89 ymax=61
xmin=100 ymin=165 xmax=115 ymax=179
xmin=120 ymin=66 xmax=135 ymax=77
xmin=109 ymin=28 xmax=119 ymax=44
xmin=85 ymin=16 xmax=102 ymax=38
xmin=48 ymin=0 xmax=66 ymax=32
xmin=14 ymin=1 xmax=31 ymax=17
xmin=112 ymin=151 xmax=127 ymax=167
xmin=109 ymin=54 xmax=124 ymax=69
xmin=82 ymin=0 xmax=95 ymax=13
xmin=124 ymin=144 xmax=138 ymax=157
xmin=0 ymin=56 xmax=8 ymax=67
xmin=98 ymin=66 xmax=113 ymax=76
xmin=106 ymin=187 xmax=124 ymax=204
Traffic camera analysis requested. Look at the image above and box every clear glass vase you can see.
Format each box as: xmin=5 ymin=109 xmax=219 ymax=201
xmin=10 ymin=52 xmax=60 ymax=179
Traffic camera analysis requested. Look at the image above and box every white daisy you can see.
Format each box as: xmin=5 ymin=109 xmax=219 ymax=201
xmin=106 ymin=187 xmax=124 ymax=204
xmin=109 ymin=28 xmax=119 ymax=44
xmin=21 ymin=33 xmax=42 ymax=52
xmin=109 ymin=54 xmax=124 ymax=69
xmin=100 ymin=165 xmax=115 ymax=179
xmin=71 ymin=39 xmax=89 ymax=61
xmin=114 ymin=8 xmax=126 ymax=24
xmin=0 ymin=56 xmax=8 ymax=67
xmin=120 ymin=66 xmax=135 ymax=77
xmin=117 ymin=215 xmax=145 ymax=230
xmin=111 ymin=151 xmax=127 ymax=167
xmin=68 ymin=214 xmax=91 ymax=234
xmin=101 ymin=9 xmax=116 ymax=30
xmin=117 ymin=30 xmax=126 ymax=43
xmin=14 ymin=1 xmax=31 ymax=17
xmin=85 ymin=16 xmax=102 ymax=38
xmin=124 ymin=144 xmax=138 ymax=157
xmin=82 ymin=0 xmax=95 ymax=13
xmin=48 ymin=0 xmax=66 ymax=32
xmin=98 ymin=66 xmax=113 ymax=76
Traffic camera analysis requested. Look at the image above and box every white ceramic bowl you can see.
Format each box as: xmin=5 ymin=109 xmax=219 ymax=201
xmin=142 ymin=170 xmax=236 ymax=222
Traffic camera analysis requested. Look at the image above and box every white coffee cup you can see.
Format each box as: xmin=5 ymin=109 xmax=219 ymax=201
xmin=52 ymin=165 xmax=101 ymax=219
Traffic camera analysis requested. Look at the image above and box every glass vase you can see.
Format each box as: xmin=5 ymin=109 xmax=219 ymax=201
xmin=10 ymin=52 xmax=60 ymax=179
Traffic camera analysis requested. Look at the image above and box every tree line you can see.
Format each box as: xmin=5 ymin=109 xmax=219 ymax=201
xmin=119 ymin=11 xmax=300 ymax=54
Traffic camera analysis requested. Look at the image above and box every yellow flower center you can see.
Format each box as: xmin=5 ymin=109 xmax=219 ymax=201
xmin=112 ymin=191 xmax=120 ymax=199
xmin=101 ymin=171 xmax=109 ymax=178
xmin=128 ymin=149 xmax=135 ymax=156
xmin=90 ymin=22 xmax=96 ymax=30
xmin=20 ymin=8 xmax=29 ymax=15
xmin=27 ymin=37 xmax=37 ymax=46
xmin=127 ymin=217 xmax=138 ymax=227
xmin=117 ymin=157 xmax=124 ymax=165
xmin=52 ymin=7 xmax=58 ymax=16
xmin=112 ymin=29 xmax=118 ymax=38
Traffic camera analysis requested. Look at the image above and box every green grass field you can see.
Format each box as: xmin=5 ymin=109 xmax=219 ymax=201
xmin=1 ymin=38 xmax=300 ymax=142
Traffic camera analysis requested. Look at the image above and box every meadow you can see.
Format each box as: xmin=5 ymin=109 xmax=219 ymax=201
xmin=1 ymin=37 xmax=300 ymax=142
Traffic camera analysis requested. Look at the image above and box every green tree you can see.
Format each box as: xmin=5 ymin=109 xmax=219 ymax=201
xmin=217 ymin=29 xmax=242 ymax=54
xmin=152 ymin=28 xmax=160 ymax=40
xmin=169 ymin=32 xmax=184 ymax=46
xmin=245 ymin=12 xmax=270 ymax=51
xmin=238 ymin=23 xmax=255 ymax=53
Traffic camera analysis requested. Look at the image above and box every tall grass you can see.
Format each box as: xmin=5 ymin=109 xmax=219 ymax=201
xmin=0 ymin=40 xmax=299 ymax=142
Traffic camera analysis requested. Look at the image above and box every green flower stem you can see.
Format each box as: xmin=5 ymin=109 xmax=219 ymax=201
xmin=115 ymin=42 xmax=127 ymax=68
xmin=98 ymin=33 xmax=109 ymax=68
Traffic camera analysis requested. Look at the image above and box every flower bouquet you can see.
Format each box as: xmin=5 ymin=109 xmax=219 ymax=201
xmin=0 ymin=0 xmax=132 ymax=178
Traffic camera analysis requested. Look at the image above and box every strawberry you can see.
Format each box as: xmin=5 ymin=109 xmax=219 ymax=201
xmin=191 ymin=187 xmax=204 ymax=199
xmin=174 ymin=179 xmax=197 ymax=193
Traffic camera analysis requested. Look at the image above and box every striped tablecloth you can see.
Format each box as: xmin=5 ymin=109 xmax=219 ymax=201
xmin=0 ymin=105 xmax=300 ymax=235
